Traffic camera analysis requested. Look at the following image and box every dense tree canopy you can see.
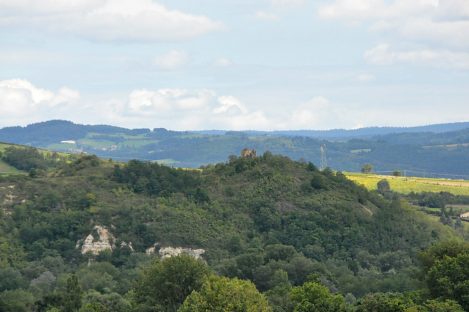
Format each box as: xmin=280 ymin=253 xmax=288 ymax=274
xmin=0 ymin=149 xmax=468 ymax=311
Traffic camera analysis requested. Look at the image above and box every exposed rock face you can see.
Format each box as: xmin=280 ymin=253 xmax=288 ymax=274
xmin=159 ymin=247 xmax=205 ymax=260
xmin=1 ymin=185 xmax=17 ymax=205
xmin=146 ymin=243 xmax=205 ymax=260
xmin=79 ymin=225 xmax=115 ymax=255
xmin=120 ymin=241 xmax=134 ymax=252
xmin=145 ymin=244 xmax=159 ymax=255
xmin=461 ymin=212 xmax=469 ymax=221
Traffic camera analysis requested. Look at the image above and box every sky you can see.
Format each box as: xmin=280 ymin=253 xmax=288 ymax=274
xmin=0 ymin=0 xmax=469 ymax=130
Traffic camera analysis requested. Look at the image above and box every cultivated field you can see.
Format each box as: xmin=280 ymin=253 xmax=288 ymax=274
xmin=346 ymin=172 xmax=469 ymax=196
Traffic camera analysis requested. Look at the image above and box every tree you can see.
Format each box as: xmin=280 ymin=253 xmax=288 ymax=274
xmin=426 ymin=253 xmax=469 ymax=310
xmin=0 ymin=267 xmax=26 ymax=291
xmin=419 ymin=241 xmax=469 ymax=310
xmin=2 ymin=146 xmax=49 ymax=171
xmin=355 ymin=293 xmax=411 ymax=312
xmin=64 ymin=274 xmax=83 ymax=312
xmin=179 ymin=275 xmax=272 ymax=312
xmin=79 ymin=291 xmax=131 ymax=312
xmin=290 ymin=282 xmax=346 ymax=312
xmin=132 ymin=255 xmax=210 ymax=311
xmin=419 ymin=241 xmax=469 ymax=272
xmin=310 ymin=172 xmax=328 ymax=190
xmin=406 ymin=300 xmax=464 ymax=312
xmin=377 ymin=179 xmax=391 ymax=194
xmin=361 ymin=164 xmax=373 ymax=174
xmin=0 ymin=289 xmax=35 ymax=312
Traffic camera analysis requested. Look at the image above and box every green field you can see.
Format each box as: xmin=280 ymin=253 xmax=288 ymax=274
xmin=346 ymin=172 xmax=469 ymax=196
xmin=0 ymin=159 xmax=22 ymax=175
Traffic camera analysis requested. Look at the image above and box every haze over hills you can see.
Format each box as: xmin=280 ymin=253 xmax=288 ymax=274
xmin=2 ymin=120 xmax=469 ymax=178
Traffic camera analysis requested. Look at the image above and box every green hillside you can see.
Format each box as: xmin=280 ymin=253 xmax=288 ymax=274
xmin=1 ymin=146 xmax=468 ymax=310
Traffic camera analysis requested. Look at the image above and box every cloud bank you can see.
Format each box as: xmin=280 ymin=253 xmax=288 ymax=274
xmin=0 ymin=0 xmax=223 ymax=42
xmin=0 ymin=79 xmax=80 ymax=125
xmin=0 ymin=79 xmax=467 ymax=130
xmin=319 ymin=0 xmax=469 ymax=69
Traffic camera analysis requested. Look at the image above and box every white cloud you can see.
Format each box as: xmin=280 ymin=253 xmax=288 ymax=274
xmin=258 ymin=0 xmax=305 ymax=20
xmin=271 ymin=0 xmax=305 ymax=8
xmin=0 ymin=0 xmax=105 ymax=13
xmin=365 ymin=44 xmax=469 ymax=69
xmin=213 ymin=96 xmax=247 ymax=115
xmin=153 ymin=50 xmax=190 ymax=70
xmin=318 ymin=0 xmax=469 ymax=64
xmin=0 ymin=79 xmax=80 ymax=124
xmin=0 ymin=0 xmax=222 ymax=42
xmin=0 ymin=81 xmax=271 ymax=130
xmin=255 ymin=11 xmax=280 ymax=21
xmin=319 ymin=0 xmax=469 ymax=40
xmin=127 ymin=89 xmax=214 ymax=115
xmin=124 ymin=89 xmax=270 ymax=130
xmin=318 ymin=0 xmax=439 ymax=20
xmin=1 ymin=80 xmax=467 ymax=130
xmin=289 ymin=97 xmax=332 ymax=128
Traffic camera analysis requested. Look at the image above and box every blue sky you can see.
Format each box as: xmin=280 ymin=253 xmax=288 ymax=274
xmin=0 ymin=0 xmax=468 ymax=130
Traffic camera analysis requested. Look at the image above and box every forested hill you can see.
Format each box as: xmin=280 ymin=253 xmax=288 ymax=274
xmin=2 ymin=120 xmax=469 ymax=177
xmin=0 ymin=146 xmax=467 ymax=311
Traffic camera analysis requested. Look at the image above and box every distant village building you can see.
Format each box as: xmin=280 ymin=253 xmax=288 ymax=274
xmin=241 ymin=148 xmax=257 ymax=158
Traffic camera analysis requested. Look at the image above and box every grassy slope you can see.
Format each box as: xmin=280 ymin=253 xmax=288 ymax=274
xmin=0 ymin=159 xmax=22 ymax=175
xmin=346 ymin=172 xmax=469 ymax=196
xmin=0 ymin=143 xmax=22 ymax=174
xmin=0 ymin=142 xmax=74 ymax=175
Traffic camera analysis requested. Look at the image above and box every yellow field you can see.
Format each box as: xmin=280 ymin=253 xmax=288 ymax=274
xmin=346 ymin=172 xmax=469 ymax=196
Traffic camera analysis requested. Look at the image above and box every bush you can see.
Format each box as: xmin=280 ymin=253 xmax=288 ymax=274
xmin=377 ymin=179 xmax=391 ymax=194
xmin=179 ymin=275 xmax=272 ymax=312
xmin=290 ymin=282 xmax=346 ymax=312
xmin=132 ymin=255 xmax=211 ymax=311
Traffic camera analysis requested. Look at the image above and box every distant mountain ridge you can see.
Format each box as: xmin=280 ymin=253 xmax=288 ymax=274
xmin=2 ymin=120 xmax=469 ymax=177
xmin=193 ymin=122 xmax=469 ymax=139
xmin=2 ymin=120 xmax=469 ymax=143
xmin=261 ymin=122 xmax=469 ymax=139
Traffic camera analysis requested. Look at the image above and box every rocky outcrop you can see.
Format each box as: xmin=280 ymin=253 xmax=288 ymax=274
xmin=78 ymin=225 xmax=115 ymax=255
xmin=159 ymin=247 xmax=205 ymax=260
xmin=460 ymin=212 xmax=469 ymax=221
xmin=146 ymin=243 xmax=205 ymax=260
xmin=120 ymin=241 xmax=134 ymax=252
xmin=1 ymin=185 xmax=17 ymax=205
xmin=145 ymin=243 xmax=160 ymax=255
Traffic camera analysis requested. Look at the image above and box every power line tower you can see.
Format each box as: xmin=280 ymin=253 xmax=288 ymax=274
xmin=320 ymin=144 xmax=328 ymax=170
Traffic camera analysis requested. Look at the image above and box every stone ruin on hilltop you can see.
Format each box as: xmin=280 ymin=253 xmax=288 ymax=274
xmin=241 ymin=148 xmax=256 ymax=158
